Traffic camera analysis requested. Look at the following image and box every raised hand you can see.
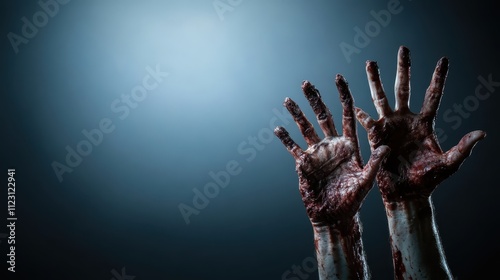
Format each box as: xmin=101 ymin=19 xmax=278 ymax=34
xmin=275 ymin=77 xmax=389 ymax=226
xmin=275 ymin=77 xmax=389 ymax=280
xmin=356 ymin=46 xmax=486 ymax=201
xmin=356 ymin=46 xmax=486 ymax=279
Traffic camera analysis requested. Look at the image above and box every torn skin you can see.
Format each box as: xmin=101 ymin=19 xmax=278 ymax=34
xmin=357 ymin=45 xmax=486 ymax=279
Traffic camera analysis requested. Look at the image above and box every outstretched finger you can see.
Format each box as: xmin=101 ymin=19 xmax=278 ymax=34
xmin=360 ymin=145 xmax=391 ymax=190
xmin=284 ymin=97 xmax=321 ymax=146
xmin=274 ymin=126 xmax=304 ymax=159
xmin=302 ymin=80 xmax=338 ymax=137
xmin=366 ymin=61 xmax=392 ymax=118
xmin=420 ymin=57 xmax=449 ymax=119
xmin=336 ymin=74 xmax=357 ymax=141
xmin=395 ymin=46 xmax=411 ymax=111
xmin=442 ymin=130 xmax=486 ymax=171
xmin=355 ymin=107 xmax=376 ymax=132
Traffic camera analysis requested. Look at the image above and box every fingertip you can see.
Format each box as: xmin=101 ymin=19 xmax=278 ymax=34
xmin=469 ymin=130 xmax=487 ymax=142
xmin=301 ymin=80 xmax=318 ymax=98
xmin=283 ymin=97 xmax=295 ymax=107
xmin=362 ymin=145 xmax=390 ymax=183
xmin=437 ymin=57 xmax=449 ymax=72
xmin=274 ymin=126 xmax=286 ymax=136
xmin=302 ymin=80 xmax=312 ymax=90
xmin=399 ymin=45 xmax=409 ymax=53
xmin=459 ymin=130 xmax=486 ymax=152
xmin=283 ymin=97 xmax=292 ymax=107
xmin=378 ymin=145 xmax=391 ymax=156
xmin=373 ymin=145 xmax=391 ymax=161
xmin=366 ymin=60 xmax=378 ymax=70
xmin=398 ymin=46 xmax=411 ymax=67
xmin=336 ymin=74 xmax=348 ymax=87
xmin=468 ymin=129 xmax=486 ymax=141
xmin=336 ymin=75 xmax=352 ymax=102
xmin=476 ymin=130 xmax=487 ymax=139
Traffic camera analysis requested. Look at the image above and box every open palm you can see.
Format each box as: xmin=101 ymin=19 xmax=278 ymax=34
xmin=275 ymin=77 xmax=389 ymax=226
xmin=356 ymin=46 xmax=486 ymax=201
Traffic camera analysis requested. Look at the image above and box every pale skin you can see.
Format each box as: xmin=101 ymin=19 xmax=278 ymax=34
xmin=275 ymin=76 xmax=390 ymax=280
xmin=356 ymin=46 xmax=486 ymax=279
xmin=275 ymin=46 xmax=485 ymax=279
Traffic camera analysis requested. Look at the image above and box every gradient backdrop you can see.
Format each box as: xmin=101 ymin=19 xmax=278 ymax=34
xmin=2 ymin=0 xmax=499 ymax=279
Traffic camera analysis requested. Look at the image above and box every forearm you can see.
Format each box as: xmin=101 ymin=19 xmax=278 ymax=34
xmin=312 ymin=213 xmax=369 ymax=280
xmin=384 ymin=196 xmax=452 ymax=279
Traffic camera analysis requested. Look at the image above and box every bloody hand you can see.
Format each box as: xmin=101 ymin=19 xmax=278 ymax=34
xmin=356 ymin=46 xmax=486 ymax=202
xmin=275 ymin=76 xmax=390 ymax=227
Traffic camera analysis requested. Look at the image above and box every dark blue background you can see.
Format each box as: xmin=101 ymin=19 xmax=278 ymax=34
xmin=2 ymin=0 xmax=499 ymax=279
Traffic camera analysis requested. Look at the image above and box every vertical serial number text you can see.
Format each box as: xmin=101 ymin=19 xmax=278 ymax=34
xmin=7 ymin=169 xmax=16 ymax=273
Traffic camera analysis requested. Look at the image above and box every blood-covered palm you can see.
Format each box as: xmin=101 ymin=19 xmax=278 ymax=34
xmin=356 ymin=46 xmax=486 ymax=202
xmin=297 ymin=135 xmax=388 ymax=226
xmin=275 ymin=78 xmax=389 ymax=227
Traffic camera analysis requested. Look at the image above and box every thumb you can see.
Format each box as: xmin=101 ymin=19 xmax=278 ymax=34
xmin=360 ymin=145 xmax=391 ymax=188
xmin=443 ymin=130 xmax=486 ymax=172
